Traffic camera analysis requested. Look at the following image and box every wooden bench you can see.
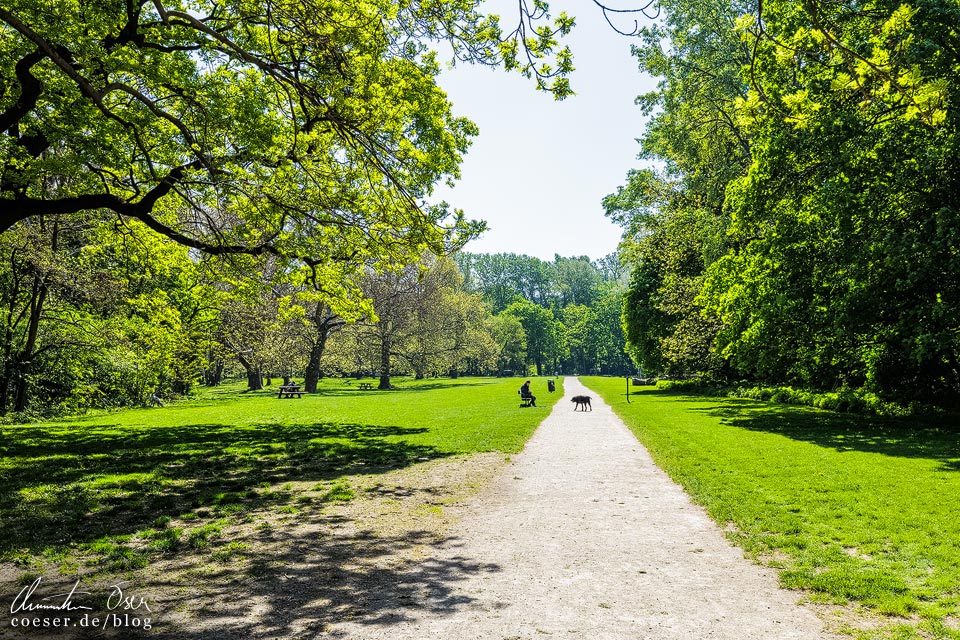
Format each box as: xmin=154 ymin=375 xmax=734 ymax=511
xmin=518 ymin=392 xmax=534 ymax=408
xmin=277 ymin=384 xmax=302 ymax=398
xmin=358 ymin=382 xmax=373 ymax=390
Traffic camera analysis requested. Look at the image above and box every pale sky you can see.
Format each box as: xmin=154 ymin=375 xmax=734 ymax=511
xmin=431 ymin=1 xmax=659 ymax=262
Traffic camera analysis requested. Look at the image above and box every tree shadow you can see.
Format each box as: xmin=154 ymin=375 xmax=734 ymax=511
xmin=0 ymin=486 xmax=504 ymax=640
xmin=220 ymin=380 xmax=490 ymax=398
xmin=0 ymin=421 xmax=447 ymax=557
xmin=645 ymin=389 xmax=960 ymax=471
xmin=150 ymin=529 xmax=502 ymax=639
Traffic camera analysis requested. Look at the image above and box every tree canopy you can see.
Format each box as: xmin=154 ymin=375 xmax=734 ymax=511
xmin=2 ymin=1 xmax=493 ymax=291
xmin=611 ymin=0 xmax=960 ymax=405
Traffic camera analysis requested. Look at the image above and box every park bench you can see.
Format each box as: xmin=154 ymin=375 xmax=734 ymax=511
xmin=358 ymin=382 xmax=373 ymax=390
xmin=518 ymin=391 xmax=534 ymax=408
xmin=277 ymin=384 xmax=302 ymax=399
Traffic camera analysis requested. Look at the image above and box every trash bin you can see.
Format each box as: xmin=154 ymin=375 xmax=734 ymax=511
xmin=547 ymin=379 xmax=555 ymax=393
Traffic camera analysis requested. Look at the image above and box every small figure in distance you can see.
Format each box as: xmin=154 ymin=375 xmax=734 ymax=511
xmin=520 ymin=380 xmax=537 ymax=407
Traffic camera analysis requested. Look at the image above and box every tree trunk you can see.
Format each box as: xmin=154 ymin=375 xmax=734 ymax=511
xmin=13 ymin=275 xmax=47 ymax=412
xmin=237 ymin=353 xmax=263 ymax=391
xmin=378 ymin=333 xmax=392 ymax=390
xmin=413 ymin=354 xmax=426 ymax=380
xmin=204 ymin=360 xmax=224 ymax=386
xmin=12 ymin=216 xmax=57 ymax=413
xmin=304 ymin=304 xmax=344 ymax=393
xmin=304 ymin=335 xmax=325 ymax=393
xmin=0 ymin=328 xmax=13 ymax=415
xmin=0 ymin=277 xmax=18 ymax=413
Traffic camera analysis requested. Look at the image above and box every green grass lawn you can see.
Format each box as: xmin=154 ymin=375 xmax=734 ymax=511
xmin=582 ymin=376 xmax=960 ymax=640
xmin=0 ymin=376 xmax=561 ymax=575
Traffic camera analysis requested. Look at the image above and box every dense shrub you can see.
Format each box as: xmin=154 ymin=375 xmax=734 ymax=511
xmin=659 ymin=379 xmax=932 ymax=417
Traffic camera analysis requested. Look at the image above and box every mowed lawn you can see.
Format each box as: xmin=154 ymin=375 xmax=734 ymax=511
xmin=582 ymin=377 xmax=960 ymax=640
xmin=0 ymin=376 xmax=561 ymax=574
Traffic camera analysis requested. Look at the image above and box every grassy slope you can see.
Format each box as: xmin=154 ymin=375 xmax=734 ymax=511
xmin=582 ymin=376 xmax=960 ymax=640
xmin=0 ymin=376 xmax=562 ymax=569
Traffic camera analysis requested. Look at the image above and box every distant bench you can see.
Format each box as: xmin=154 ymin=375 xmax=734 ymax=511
xmin=277 ymin=384 xmax=302 ymax=399
xmin=358 ymin=382 xmax=373 ymax=390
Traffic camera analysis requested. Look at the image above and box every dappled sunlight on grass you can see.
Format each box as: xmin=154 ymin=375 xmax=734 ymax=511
xmin=0 ymin=376 xmax=560 ymax=577
xmin=1 ymin=420 xmax=442 ymax=563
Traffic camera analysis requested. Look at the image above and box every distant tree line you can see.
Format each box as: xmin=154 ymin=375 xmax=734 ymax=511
xmin=454 ymin=252 xmax=633 ymax=377
xmin=0 ymin=224 xmax=633 ymax=416
xmin=287 ymin=251 xmax=635 ymax=388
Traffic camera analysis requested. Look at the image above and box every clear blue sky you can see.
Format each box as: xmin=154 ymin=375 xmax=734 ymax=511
xmin=431 ymin=1 xmax=659 ymax=262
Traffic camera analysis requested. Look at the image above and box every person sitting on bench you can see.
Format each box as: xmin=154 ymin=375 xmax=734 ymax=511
xmin=519 ymin=380 xmax=537 ymax=407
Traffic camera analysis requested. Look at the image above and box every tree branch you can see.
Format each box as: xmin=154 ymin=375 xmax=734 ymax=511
xmin=0 ymin=8 xmax=107 ymax=111
xmin=0 ymin=49 xmax=45 ymax=134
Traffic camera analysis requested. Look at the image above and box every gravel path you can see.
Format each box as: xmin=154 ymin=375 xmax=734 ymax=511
xmin=326 ymin=377 xmax=838 ymax=639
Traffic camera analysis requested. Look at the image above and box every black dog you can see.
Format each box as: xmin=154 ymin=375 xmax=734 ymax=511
xmin=571 ymin=395 xmax=592 ymax=411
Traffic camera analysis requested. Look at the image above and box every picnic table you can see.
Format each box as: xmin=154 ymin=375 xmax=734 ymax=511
xmin=277 ymin=384 xmax=302 ymax=399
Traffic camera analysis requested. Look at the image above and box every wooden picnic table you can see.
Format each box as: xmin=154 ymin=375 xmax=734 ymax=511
xmin=277 ymin=384 xmax=302 ymax=399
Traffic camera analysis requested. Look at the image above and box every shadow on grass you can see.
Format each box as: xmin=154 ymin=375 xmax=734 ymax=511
xmin=2 ymin=516 xmax=502 ymax=640
xmin=0 ymin=421 xmax=447 ymax=558
xmin=630 ymin=388 xmax=960 ymax=470
xmin=147 ymin=529 xmax=501 ymax=639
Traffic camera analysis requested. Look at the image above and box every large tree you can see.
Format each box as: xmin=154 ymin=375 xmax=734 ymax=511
xmin=0 ymin=214 xmax=212 ymax=413
xmin=301 ymin=301 xmax=346 ymax=393
xmin=590 ymin=282 xmax=633 ymax=375
xmin=0 ymin=0 xmax=577 ymax=300
xmin=487 ymin=313 xmax=527 ymax=375
xmin=503 ymin=299 xmax=562 ymax=376
xmin=553 ymin=255 xmax=602 ymax=308
xmin=698 ymin=0 xmax=960 ymax=400
xmin=395 ymin=256 xmax=473 ymax=379
xmin=560 ymin=303 xmax=598 ymax=374
xmin=357 ymin=253 xmax=492 ymax=385
xmin=607 ymin=0 xmax=749 ymax=376
xmin=612 ymin=0 xmax=960 ymax=402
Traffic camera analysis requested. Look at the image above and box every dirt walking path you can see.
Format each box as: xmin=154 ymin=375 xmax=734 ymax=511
xmin=325 ymin=377 xmax=837 ymax=639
